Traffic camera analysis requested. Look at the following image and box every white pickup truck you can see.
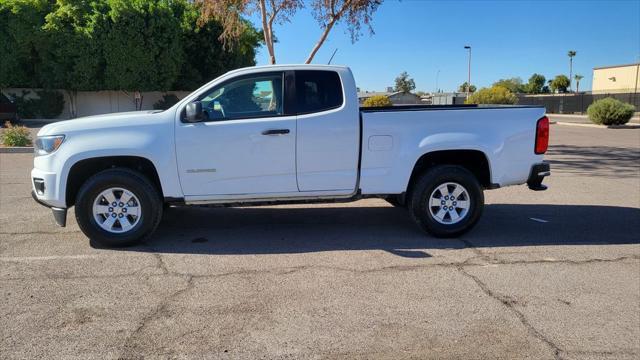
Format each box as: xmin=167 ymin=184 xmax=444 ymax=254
xmin=32 ymin=65 xmax=550 ymax=246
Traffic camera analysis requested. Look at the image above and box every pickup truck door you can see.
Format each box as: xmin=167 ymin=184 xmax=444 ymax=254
xmin=295 ymin=70 xmax=360 ymax=192
xmin=175 ymin=71 xmax=299 ymax=197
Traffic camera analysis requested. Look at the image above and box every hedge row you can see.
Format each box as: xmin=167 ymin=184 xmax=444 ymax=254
xmin=0 ymin=0 xmax=262 ymax=92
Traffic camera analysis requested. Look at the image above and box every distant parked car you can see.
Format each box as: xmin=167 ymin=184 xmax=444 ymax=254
xmin=0 ymin=93 xmax=18 ymax=123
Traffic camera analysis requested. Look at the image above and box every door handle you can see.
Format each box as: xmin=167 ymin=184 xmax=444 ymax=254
xmin=261 ymin=129 xmax=290 ymax=135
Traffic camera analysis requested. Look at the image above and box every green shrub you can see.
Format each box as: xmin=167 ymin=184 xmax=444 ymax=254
xmin=362 ymin=95 xmax=392 ymax=107
xmin=587 ymin=98 xmax=635 ymax=125
xmin=34 ymin=90 xmax=64 ymax=118
xmin=153 ymin=94 xmax=180 ymax=110
xmin=1 ymin=121 xmax=32 ymax=146
xmin=465 ymin=86 xmax=518 ymax=105
xmin=7 ymin=90 xmax=64 ymax=119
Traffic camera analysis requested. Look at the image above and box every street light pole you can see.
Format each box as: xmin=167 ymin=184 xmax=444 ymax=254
xmin=435 ymin=69 xmax=441 ymax=93
xmin=464 ymin=45 xmax=471 ymax=98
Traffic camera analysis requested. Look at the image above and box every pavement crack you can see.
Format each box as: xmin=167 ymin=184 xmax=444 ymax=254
xmin=457 ymin=266 xmax=564 ymax=360
xmin=152 ymin=253 xmax=169 ymax=275
xmin=2 ymin=254 xmax=637 ymax=282
xmin=118 ymin=275 xmax=194 ymax=359
xmin=485 ymin=255 xmax=640 ymax=266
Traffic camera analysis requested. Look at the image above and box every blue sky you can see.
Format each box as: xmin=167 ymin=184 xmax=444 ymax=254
xmin=250 ymin=0 xmax=640 ymax=92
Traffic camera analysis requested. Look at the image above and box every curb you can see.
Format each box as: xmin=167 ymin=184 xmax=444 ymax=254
xmin=554 ymin=122 xmax=640 ymax=129
xmin=0 ymin=147 xmax=34 ymax=153
xmin=547 ymin=114 xmax=588 ymax=118
xmin=548 ymin=113 xmax=640 ymax=120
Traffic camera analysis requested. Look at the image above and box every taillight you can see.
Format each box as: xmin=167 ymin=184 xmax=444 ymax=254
xmin=535 ymin=116 xmax=549 ymax=154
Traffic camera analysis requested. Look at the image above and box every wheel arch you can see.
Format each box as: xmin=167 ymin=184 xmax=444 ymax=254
xmin=65 ymin=156 xmax=163 ymax=207
xmin=405 ymin=149 xmax=492 ymax=199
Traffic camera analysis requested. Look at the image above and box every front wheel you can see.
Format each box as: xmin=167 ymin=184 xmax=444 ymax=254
xmin=75 ymin=168 xmax=163 ymax=247
xmin=409 ymin=165 xmax=484 ymax=238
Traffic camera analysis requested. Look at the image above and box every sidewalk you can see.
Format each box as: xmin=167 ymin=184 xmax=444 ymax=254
xmin=547 ymin=113 xmax=640 ymax=124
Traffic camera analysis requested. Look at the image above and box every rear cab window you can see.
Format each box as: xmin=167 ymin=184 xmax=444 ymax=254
xmin=295 ymin=70 xmax=343 ymax=114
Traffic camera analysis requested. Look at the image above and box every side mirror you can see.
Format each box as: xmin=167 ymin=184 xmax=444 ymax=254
xmin=185 ymin=101 xmax=203 ymax=123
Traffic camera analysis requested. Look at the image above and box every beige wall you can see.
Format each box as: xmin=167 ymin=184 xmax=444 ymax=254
xmin=388 ymin=93 xmax=422 ymax=105
xmin=2 ymin=89 xmax=190 ymax=119
xmin=592 ymin=64 xmax=640 ymax=94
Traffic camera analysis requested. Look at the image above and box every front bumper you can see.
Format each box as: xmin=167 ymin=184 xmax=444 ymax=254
xmin=31 ymin=190 xmax=67 ymax=227
xmin=527 ymin=162 xmax=550 ymax=191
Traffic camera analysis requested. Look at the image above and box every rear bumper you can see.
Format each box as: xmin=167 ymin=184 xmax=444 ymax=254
xmin=31 ymin=190 xmax=67 ymax=227
xmin=527 ymin=162 xmax=550 ymax=191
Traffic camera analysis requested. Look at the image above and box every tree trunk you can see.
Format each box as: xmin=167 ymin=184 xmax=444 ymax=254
xmin=305 ymin=19 xmax=336 ymax=64
xmin=66 ymin=90 xmax=77 ymax=118
xmin=259 ymin=0 xmax=276 ymax=64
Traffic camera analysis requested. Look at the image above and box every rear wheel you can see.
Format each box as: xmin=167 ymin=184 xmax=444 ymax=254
xmin=409 ymin=165 xmax=484 ymax=238
xmin=75 ymin=168 xmax=162 ymax=247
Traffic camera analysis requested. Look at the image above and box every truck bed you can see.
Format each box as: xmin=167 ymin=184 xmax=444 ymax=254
xmin=360 ymin=104 xmax=544 ymax=113
xmin=358 ymin=105 xmax=546 ymax=195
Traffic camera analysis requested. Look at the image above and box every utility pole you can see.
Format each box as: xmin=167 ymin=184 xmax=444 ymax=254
xmin=568 ymin=50 xmax=576 ymax=92
xmin=634 ymin=62 xmax=639 ymax=109
xmin=464 ymin=46 xmax=471 ymax=98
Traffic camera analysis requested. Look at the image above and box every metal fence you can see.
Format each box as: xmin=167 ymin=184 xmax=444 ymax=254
xmin=517 ymin=92 xmax=639 ymax=114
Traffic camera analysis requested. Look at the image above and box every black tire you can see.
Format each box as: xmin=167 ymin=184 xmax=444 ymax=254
xmin=409 ymin=165 xmax=484 ymax=238
xmin=75 ymin=168 xmax=163 ymax=247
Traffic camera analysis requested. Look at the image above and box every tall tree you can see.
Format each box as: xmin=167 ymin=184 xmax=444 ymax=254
xmin=492 ymin=77 xmax=524 ymax=93
xmin=0 ymin=0 xmax=262 ymax=102
xmin=394 ymin=71 xmax=415 ymax=93
xmin=102 ymin=0 xmax=185 ymax=108
xmin=41 ymin=0 xmax=106 ymax=117
xmin=306 ymin=0 xmax=382 ymax=64
xmin=458 ymin=82 xmax=476 ymax=93
xmin=573 ymin=74 xmax=584 ymax=93
xmin=550 ymin=75 xmax=570 ymax=93
xmin=197 ymin=0 xmax=382 ymax=65
xmin=197 ymin=0 xmax=302 ymax=64
xmin=524 ymin=73 xmax=546 ymax=94
xmin=0 ymin=0 xmax=52 ymax=89
xmin=567 ymin=50 xmax=576 ymax=91
xmin=176 ymin=5 xmax=261 ymax=90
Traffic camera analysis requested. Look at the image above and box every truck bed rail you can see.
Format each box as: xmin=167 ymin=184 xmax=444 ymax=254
xmin=360 ymin=104 xmax=544 ymax=113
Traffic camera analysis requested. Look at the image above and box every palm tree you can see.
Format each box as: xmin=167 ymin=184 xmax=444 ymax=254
xmin=574 ymin=74 xmax=584 ymax=93
xmin=568 ymin=50 xmax=577 ymax=91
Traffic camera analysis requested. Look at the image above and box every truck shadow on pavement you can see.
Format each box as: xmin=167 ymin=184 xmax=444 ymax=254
xmin=110 ymin=204 xmax=640 ymax=257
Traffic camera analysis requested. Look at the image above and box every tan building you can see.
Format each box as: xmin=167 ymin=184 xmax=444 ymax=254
xmin=592 ymin=63 xmax=640 ymax=94
xmin=357 ymin=91 xmax=422 ymax=105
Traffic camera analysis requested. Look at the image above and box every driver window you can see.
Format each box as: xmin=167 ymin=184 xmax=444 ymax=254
xmin=199 ymin=72 xmax=284 ymax=121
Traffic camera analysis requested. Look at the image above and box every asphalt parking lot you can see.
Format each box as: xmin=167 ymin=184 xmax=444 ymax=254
xmin=1 ymin=125 xmax=639 ymax=359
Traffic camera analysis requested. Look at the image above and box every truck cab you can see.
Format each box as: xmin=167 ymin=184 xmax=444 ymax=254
xmin=176 ymin=67 xmax=360 ymax=202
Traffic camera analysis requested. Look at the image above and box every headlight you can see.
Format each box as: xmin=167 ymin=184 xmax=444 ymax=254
xmin=34 ymin=135 xmax=65 ymax=156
